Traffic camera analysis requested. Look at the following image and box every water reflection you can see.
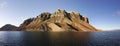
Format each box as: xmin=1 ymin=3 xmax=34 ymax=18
xmin=48 ymin=32 xmax=90 ymax=46
xmin=22 ymin=32 xmax=90 ymax=46
xmin=0 ymin=31 xmax=120 ymax=46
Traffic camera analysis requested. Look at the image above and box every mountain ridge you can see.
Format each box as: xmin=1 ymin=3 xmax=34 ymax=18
xmin=17 ymin=9 xmax=98 ymax=32
xmin=0 ymin=24 xmax=18 ymax=31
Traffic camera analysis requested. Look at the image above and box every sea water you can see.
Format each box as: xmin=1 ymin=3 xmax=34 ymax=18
xmin=0 ymin=31 xmax=120 ymax=46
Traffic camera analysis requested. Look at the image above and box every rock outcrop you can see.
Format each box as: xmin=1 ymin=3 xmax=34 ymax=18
xmin=0 ymin=24 xmax=18 ymax=31
xmin=18 ymin=9 xmax=98 ymax=32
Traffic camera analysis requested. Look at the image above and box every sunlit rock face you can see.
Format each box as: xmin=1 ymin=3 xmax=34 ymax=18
xmin=18 ymin=9 xmax=98 ymax=32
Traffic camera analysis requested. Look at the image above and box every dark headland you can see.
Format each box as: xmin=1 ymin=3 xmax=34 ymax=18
xmin=0 ymin=24 xmax=17 ymax=31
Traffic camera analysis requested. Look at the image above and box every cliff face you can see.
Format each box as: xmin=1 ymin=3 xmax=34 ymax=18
xmin=0 ymin=24 xmax=17 ymax=31
xmin=18 ymin=9 xmax=98 ymax=32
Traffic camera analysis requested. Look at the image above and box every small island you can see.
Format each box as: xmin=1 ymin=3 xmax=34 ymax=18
xmin=0 ymin=9 xmax=99 ymax=32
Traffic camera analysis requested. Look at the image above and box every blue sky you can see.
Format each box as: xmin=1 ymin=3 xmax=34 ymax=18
xmin=0 ymin=0 xmax=120 ymax=30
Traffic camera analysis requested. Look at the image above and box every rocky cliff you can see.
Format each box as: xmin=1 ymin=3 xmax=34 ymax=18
xmin=0 ymin=24 xmax=17 ymax=31
xmin=18 ymin=9 xmax=98 ymax=32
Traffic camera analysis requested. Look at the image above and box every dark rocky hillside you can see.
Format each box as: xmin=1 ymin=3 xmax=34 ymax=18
xmin=0 ymin=24 xmax=17 ymax=31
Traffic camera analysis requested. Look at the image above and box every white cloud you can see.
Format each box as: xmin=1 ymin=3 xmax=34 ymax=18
xmin=0 ymin=1 xmax=8 ymax=8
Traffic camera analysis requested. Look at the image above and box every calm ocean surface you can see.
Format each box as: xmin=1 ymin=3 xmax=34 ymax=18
xmin=0 ymin=31 xmax=120 ymax=46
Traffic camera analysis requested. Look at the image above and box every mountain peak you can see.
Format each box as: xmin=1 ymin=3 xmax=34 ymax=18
xmin=18 ymin=9 xmax=98 ymax=32
xmin=0 ymin=24 xmax=17 ymax=31
xmin=56 ymin=9 xmax=65 ymax=12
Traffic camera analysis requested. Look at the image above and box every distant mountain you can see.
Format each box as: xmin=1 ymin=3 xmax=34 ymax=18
xmin=105 ymin=29 xmax=120 ymax=31
xmin=0 ymin=24 xmax=18 ymax=31
xmin=17 ymin=9 xmax=99 ymax=32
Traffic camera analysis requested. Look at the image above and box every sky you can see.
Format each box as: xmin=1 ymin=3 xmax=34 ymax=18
xmin=0 ymin=0 xmax=120 ymax=30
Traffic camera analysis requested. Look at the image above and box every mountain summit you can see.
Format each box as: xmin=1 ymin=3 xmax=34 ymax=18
xmin=18 ymin=9 xmax=98 ymax=32
xmin=0 ymin=24 xmax=17 ymax=31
